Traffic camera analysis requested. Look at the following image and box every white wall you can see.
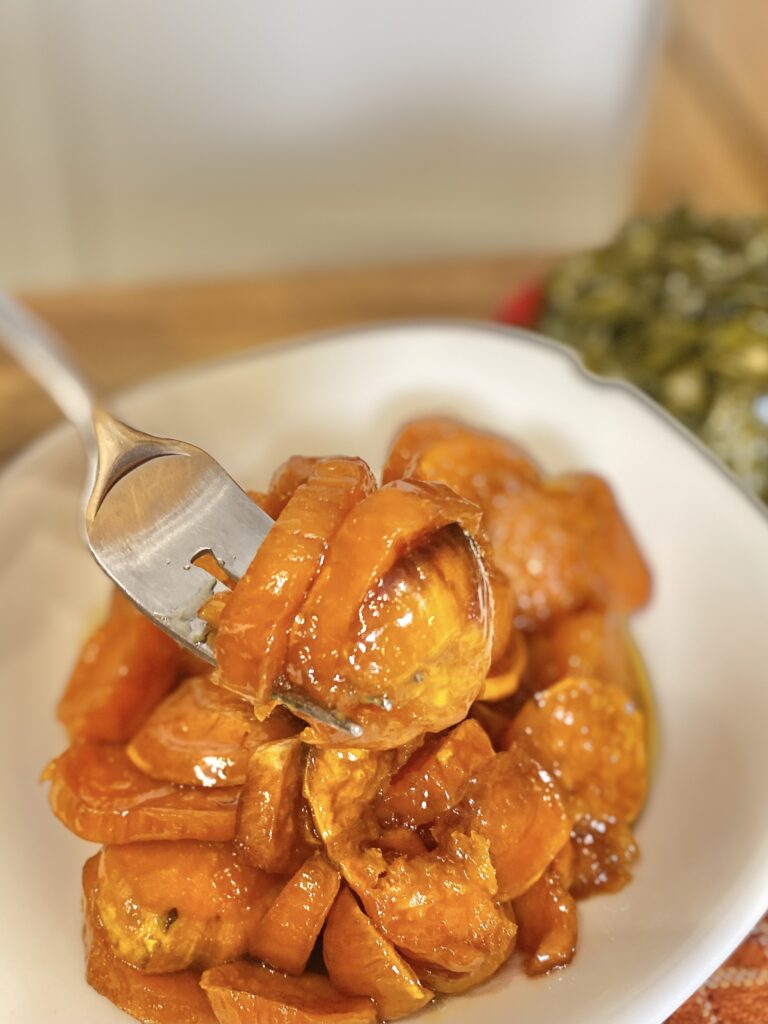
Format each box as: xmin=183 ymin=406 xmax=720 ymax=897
xmin=0 ymin=0 xmax=661 ymax=288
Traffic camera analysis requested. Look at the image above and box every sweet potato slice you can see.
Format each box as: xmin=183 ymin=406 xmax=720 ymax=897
xmin=304 ymin=746 xmax=395 ymax=887
xmin=286 ymin=481 xmax=492 ymax=747
xmin=200 ymin=962 xmax=376 ymax=1024
xmin=358 ymin=832 xmax=513 ymax=975
xmin=412 ymin=902 xmax=517 ymax=994
xmin=44 ymin=743 xmax=240 ymax=843
xmin=96 ymin=841 xmax=282 ymax=973
xmin=250 ymin=853 xmax=340 ymax=974
xmin=504 ymin=677 xmax=648 ymax=822
xmin=266 ymin=455 xmax=321 ymax=516
xmin=82 ymin=855 xmax=217 ymax=1024
xmin=236 ymin=736 xmax=316 ymax=874
xmin=445 ymin=743 xmax=572 ymax=901
xmin=514 ymin=857 xmax=578 ymax=975
xmin=382 ymin=416 xmax=540 ymax=499
xmin=486 ymin=473 xmax=651 ymax=627
xmin=216 ymin=457 xmax=377 ymax=703
xmin=525 ymin=609 xmax=639 ymax=699
xmin=127 ymin=676 xmax=298 ymax=787
xmin=324 ymin=886 xmax=433 ymax=1020
xmin=376 ymin=719 xmax=493 ymax=827
xmin=58 ymin=597 xmax=182 ymax=743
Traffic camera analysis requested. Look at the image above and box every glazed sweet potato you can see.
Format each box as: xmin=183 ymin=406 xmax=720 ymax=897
xmin=286 ymin=480 xmax=492 ymax=746
xmin=250 ymin=853 xmax=341 ymax=975
xmin=358 ymin=832 xmax=514 ymax=976
xmin=382 ymin=416 xmax=541 ymax=500
xmin=443 ymin=743 xmax=572 ymax=901
xmin=323 ymin=886 xmax=433 ymax=1020
xmin=504 ymin=676 xmax=648 ymax=822
xmin=486 ymin=473 xmax=651 ymax=627
xmin=127 ymin=675 xmax=298 ymax=787
xmin=216 ymin=457 xmax=376 ymax=705
xmin=58 ymin=595 xmax=182 ymax=743
xmin=82 ymin=855 xmax=217 ymax=1024
xmin=303 ymin=746 xmax=395 ymax=888
xmin=200 ymin=961 xmax=376 ymax=1024
xmin=524 ymin=609 xmax=639 ymax=699
xmin=96 ymin=841 xmax=282 ymax=973
xmin=236 ymin=736 xmax=316 ymax=874
xmin=44 ymin=743 xmax=240 ymax=843
xmin=376 ymin=719 xmax=493 ymax=828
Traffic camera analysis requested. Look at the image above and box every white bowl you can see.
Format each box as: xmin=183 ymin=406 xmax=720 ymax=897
xmin=2 ymin=322 xmax=767 ymax=1024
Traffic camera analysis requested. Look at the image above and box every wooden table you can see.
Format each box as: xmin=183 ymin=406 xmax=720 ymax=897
xmin=2 ymin=0 xmax=767 ymax=467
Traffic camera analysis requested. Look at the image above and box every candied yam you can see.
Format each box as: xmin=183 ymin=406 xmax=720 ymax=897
xmin=514 ymin=858 xmax=578 ymax=975
xmin=200 ymin=962 xmax=376 ymax=1024
xmin=324 ymin=886 xmax=433 ymax=1020
xmin=82 ymin=856 xmax=217 ymax=1024
xmin=359 ymin=831 xmax=514 ymax=975
xmin=43 ymin=743 xmax=239 ymax=843
xmin=398 ymin=428 xmax=541 ymax=508
xmin=266 ymin=455 xmax=321 ymax=516
xmin=525 ymin=609 xmax=639 ymax=700
xmin=216 ymin=457 xmax=377 ymax=703
xmin=127 ymin=675 xmax=298 ymax=787
xmin=413 ymin=903 xmax=517 ymax=994
xmin=449 ymin=744 xmax=571 ymax=901
xmin=486 ymin=473 xmax=651 ymax=627
xmin=505 ymin=677 xmax=648 ymax=821
xmin=58 ymin=601 xmax=182 ymax=743
xmin=288 ymin=515 xmax=492 ymax=748
xmin=304 ymin=746 xmax=395 ymax=887
xmin=376 ymin=720 xmax=493 ymax=827
xmin=96 ymin=841 xmax=281 ymax=973
xmin=570 ymin=815 xmax=639 ymax=898
xmin=381 ymin=416 xmax=464 ymax=483
xmin=237 ymin=736 xmax=316 ymax=874
xmin=250 ymin=853 xmax=340 ymax=974
xmin=479 ymin=627 xmax=527 ymax=703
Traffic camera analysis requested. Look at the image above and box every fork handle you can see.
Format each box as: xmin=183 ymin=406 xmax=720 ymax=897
xmin=0 ymin=292 xmax=99 ymax=453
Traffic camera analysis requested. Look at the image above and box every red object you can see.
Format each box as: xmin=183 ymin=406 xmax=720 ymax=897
xmin=495 ymin=280 xmax=545 ymax=329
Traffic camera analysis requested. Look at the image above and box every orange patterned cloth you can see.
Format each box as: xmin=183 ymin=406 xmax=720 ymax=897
xmin=667 ymin=913 xmax=768 ymax=1023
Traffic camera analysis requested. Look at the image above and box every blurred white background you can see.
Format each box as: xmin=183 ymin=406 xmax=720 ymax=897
xmin=1 ymin=0 xmax=661 ymax=289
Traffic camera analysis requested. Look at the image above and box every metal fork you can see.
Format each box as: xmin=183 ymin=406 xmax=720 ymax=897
xmin=0 ymin=293 xmax=357 ymax=736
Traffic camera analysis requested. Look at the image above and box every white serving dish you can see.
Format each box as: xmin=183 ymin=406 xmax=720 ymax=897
xmin=2 ymin=322 xmax=767 ymax=1024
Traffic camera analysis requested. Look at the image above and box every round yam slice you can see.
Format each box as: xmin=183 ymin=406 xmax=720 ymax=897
xmin=358 ymin=832 xmax=513 ymax=975
xmin=200 ymin=962 xmax=376 ymax=1024
xmin=286 ymin=479 xmax=492 ymax=747
xmin=96 ymin=841 xmax=281 ymax=973
xmin=449 ymin=744 xmax=572 ymax=901
xmin=82 ymin=855 xmax=217 ymax=1024
xmin=504 ymin=677 xmax=648 ymax=821
xmin=324 ymin=886 xmax=433 ymax=1020
xmin=216 ymin=457 xmax=376 ymax=703
xmin=58 ymin=598 xmax=181 ymax=743
xmin=236 ymin=736 xmax=316 ymax=874
xmin=250 ymin=853 xmax=340 ymax=975
xmin=127 ymin=675 xmax=298 ymax=787
xmin=43 ymin=743 xmax=240 ymax=843
xmin=376 ymin=719 xmax=493 ymax=828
